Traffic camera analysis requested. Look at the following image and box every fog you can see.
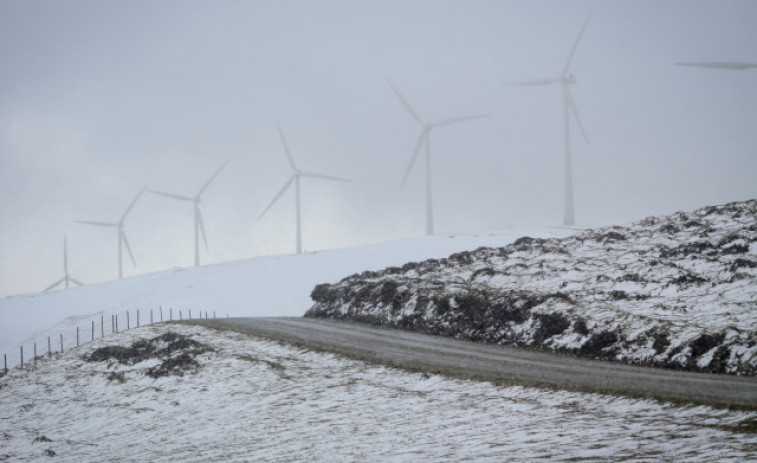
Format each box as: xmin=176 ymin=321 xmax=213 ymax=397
xmin=1 ymin=0 xmax=755 ymax=296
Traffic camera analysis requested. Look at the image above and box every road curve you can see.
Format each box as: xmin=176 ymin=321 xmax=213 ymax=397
xmin=191 ymin=317 xmax=757 ymax=410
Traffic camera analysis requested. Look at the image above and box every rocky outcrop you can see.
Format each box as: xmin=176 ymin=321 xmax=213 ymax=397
xmin=306 ymin=200 xmax=757 ymax=375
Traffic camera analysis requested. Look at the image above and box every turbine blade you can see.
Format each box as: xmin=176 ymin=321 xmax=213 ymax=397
xmin=506 ymin=77 xmax=561 ymax=86
xmin=277 ymin=121 xmax=297 ymax=171
xmin=70 ymin=278 xmax=85 ymax=287
xmin=562 ymin=10 xmax=593 ymax=78
xmin=197 ymin=207 xmax=209 ymax=250
xmin=74 ymin=220 xmax=118 ymax=227
xmin=197 ymin=160 xmax=229 ymax=198
xmin=121 ymin=231 xmax=137 ymax=267
xmin=300 ymin=171 xmax=351 ymax=182
xmin=63 ymin=234 xmax=68 ymax=273
xmin=674 ymin=61 xmax=757 ymax=71
xmin=386 ymin=79 xmax=425 ymax=126
xmin=120 ymin=188 xmax=144 ymax=222
xmin=566 ymin=88 xmax=589 ymax=143
xmin=147 ymin=189 xmax=193 ymax=201
xmin=43 ymin=278 xmax=65 ymax=293
xmin=259 ymin=176 xmax=295 ymax=219
xmin=432 ymin=113 xmax=490 ymax=128
xmin=401 ymin=130 xmax=426 ymax=189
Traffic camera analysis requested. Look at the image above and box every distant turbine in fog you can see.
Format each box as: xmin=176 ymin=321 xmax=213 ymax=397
xmin=43 ymin=234 xmax=84 ymax=292
xmin=674 ymin=61 xmax=757 ymax=71
xmin=507 ymin=11 xmax=593 ymax=227
xmin=148 ymin=161 xmax=229 ymax=267
xmin=75 ymin=189 xmax=143 ymax=279
xmin=387 ymin=80 xmax=489 ymax=236
xmin=259 ymin=122 xmax=350 ymax=255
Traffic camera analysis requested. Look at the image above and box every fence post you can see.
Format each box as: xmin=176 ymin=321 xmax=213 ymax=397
xmin=20 ymin=346 xmax=23 ymax=367
xmin=150 ymin=309 xmax=153 ymax=325
xmin=127 ymin=311 xmax=130 ymax=330
xmin=77 ymin=326 xmax=80 ymax=347
xmin=179 ymin=310 xmax=183 ymax=321
xmin=101 ymin=316 xmax=104 ymax=338
xmin=34 ymin=343 xmax=37 ymax=365
xmin=160 ymin=306 xmax=163 ymax=322
xmin=111 ymin=315 xmax=115 ymax=334
xmin=170 ymin=308 xmax=173 ymax=321
xmin=189 ymin=309 xmax=192 ymax=319
xmin=137 ymin=310 xmax=140 ymax=328
xmin=60 ymin=334 xmax=64 ymax=353
xmin=116 ymin=315 xmax=119 ymax=333
xmin=213 ymin=311 xmax=216 ymax=319
xmin=3 ymin=353 xmax=6 ymax=373
xmin=92 ymin=320 xmax=95 ymax=341
xmin=48 ymin=337 xmax=51 ymax=358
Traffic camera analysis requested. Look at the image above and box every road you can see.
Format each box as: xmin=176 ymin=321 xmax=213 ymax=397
xmin=192 ymin=317 xmax=757 ymax=410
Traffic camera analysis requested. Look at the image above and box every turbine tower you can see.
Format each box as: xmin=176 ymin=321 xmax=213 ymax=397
xmin=75 ymin=189 xmax=143 ymax=279
xmin=674 ymin=62 xmax=757 ymax=71
xmin=259 ymin=122 xmax=350 ymax=254
xmin=507 ymin=11 xmax=593 ymax=227
xmin=148 ymin=161 xmax=228 ymax=267
xmin=387 ymin=80 xmax=489 ymax=235
xmin=43 ymin=234 xmax=84 ymax=292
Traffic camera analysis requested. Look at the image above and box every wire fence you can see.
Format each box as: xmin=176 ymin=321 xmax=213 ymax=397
xmin=2 ymin=307 xmax=227 ymax=374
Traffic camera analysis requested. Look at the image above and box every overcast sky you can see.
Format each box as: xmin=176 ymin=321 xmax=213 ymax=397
xmin=1 ymin=0 xmax=755 ymax=297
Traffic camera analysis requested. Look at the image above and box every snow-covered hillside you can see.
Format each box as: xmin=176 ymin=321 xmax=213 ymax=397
xmin=0 ymin=228 xmax=573 ymax=368
xmin=307 ymin=200 xmax=757 ymax=375
xmin=2 ymin=323 xmax=755 ymax=462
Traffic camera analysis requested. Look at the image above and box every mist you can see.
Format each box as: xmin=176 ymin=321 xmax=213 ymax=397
xmin=1 ymin=0 xmax=756 ymax=296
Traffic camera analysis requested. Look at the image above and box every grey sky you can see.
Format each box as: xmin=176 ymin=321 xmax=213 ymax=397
xmin=1 ymin=0 xmax=755 ymax=296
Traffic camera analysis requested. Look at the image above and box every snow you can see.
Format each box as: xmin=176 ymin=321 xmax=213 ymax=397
xmin=1 ymin=323 xmax=755 ymax=462
xmin=0 ymin=228 xmax=573 ymax=369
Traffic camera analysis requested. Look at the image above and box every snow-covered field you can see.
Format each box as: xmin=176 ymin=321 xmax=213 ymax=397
xmin=0 ymin=228 xmax=574 ymax=368
xmin=2 ymin=322 xmax=756 ymax=462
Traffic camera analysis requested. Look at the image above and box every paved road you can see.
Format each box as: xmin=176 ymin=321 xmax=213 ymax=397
xmin=192 ymin=317 xmax=757 ymax=410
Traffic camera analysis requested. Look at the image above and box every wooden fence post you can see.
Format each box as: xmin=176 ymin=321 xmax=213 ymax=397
xmin=170 ymin=308 xmax=173 ymax=321
xmin=189 ymin=309 xmax=192 ymax=319
xmin=116 ymin=315 xmax=119 ymax=333
xmin=101 ymin=316 xmax=104 ymax=338
xmin=213 ymin=311 xmax=216 ymax=319
xmin=127 ymin=311 xmax=130 ymax=330
xmin=179 ymin=310 xmax=183 ymax=321
xmin=92 ymin=320 xmax=95 ymax=341
xmin=3 ymin=353 xmax=6 ymax=373
xmin=34 ymin=343 xmax=37 ymax=365
xmin=137 ymin=310 xmax=140 ymax=328
xmin=160 ymin=306 xmax=163 ymax=322
xmin=48 ymin=337 xmax=51 ymax=358
xmin=76 ymin=326 xmax=80 ymax=347
xmin=60 ymin=334 xmax=64 ymax=353
xmin=150 ymin=309 xmax=153 ymax=325
xmin=20 ymin=346 xmax=23 ymax=367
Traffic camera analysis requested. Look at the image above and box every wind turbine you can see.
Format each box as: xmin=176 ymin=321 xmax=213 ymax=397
xmin=674 ymin=62 xmax=757 ymax=71
xmin=148 ymin=161 xmax=228 ymax=267
xmin=507 ymin=11 xmax=593 ymax=227
xmin=387 ymin=80 xmax=489 ymax=236
xmin=75 ymin=189 xmax=143 ymax=279
xmin=43 ymin=234 xmax=84 ymax=292
xmin=259 ymin=122 xmax=350 ymax=255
